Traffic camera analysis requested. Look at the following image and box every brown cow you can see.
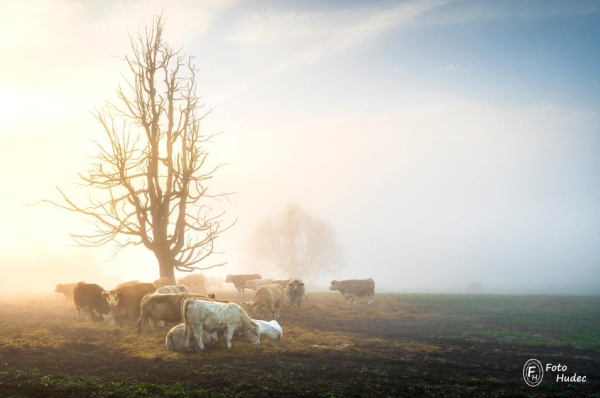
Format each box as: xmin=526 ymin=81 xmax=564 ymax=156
xmin=286 ymin=279 xmax=305 ymax=308
xmin=177 ymin=274 xmax=207 ymax=294
xmin=225 ymin=274 xmax=261 ymax=296
xmin=329 ymin=278 xmax=375 ymax=305
xmin=73 ymin=282 xmax=109 ymax=321
xmin=55 ymin=283 xmax=78 ymax=302
xmin=243 ymin=284 xmax=285 ymax=319
xmin=137 ymin=292 xmax=224 ymax=334
xmin=115 ymin=280 xmax=139 ymax=289
xmin=103 ymin=282 xmax=157 ymax=325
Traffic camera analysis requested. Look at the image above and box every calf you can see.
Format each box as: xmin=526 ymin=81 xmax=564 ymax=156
xmin=286 ymin=279 xmax=306 ymax=308
xmin=183 ymin=299 xmax=260 ymax=350
xmin=244 ymin=278 xmax=274 ymax=291
xmin=225 ymin=274 xmax=261 ymax=295
xmin=73 ymin=282 xmax=109 ymax=321
xmin=329 ymin=278 xmax=375 ymax=305
xmin=103 ymin=282 xmax=157 ymax=325
xmin=244 ymin=284 xmax=285 ymax=319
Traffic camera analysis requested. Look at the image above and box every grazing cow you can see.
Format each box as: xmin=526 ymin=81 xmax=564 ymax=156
xmin=205 ymin=276 xmax=224 ymax=290
xmin=154 ymin=277 xmax=172 ymax=287
xmin=329 ymin=278 xmax=375 ymax=305
xmin=286 ymin=279 xmax=306 ymax=308
xmin=273 ymin=279 xmax=290 ymax=288
xmin=137 ymin=293 xmax=223 ymax=334
xmin=225 ymin=274 xmax=261 ymax=295
xmin=245 ymin=278 xmax=274 ymax=291
xmin=244 ymin=284 xmax=285 ymax=319
xmin=73 ymin=282 xmax=109 ymax=321
xmin=177 ymin=274 xmax=207 ymax=294
xmin=183 ymin=299 xmax=260 ymax=350
xmin=55 ymin=283 xmax=78 ymax=302
xmin=103 ymin=282 xmax=157 ymax=325
xmin=115 ymin=280 xmax=139 ymax=289
xmin=156 ymin=285 xmax=189 ymax=294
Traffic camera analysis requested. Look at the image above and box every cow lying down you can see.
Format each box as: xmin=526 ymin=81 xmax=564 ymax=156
xmin=166 ymin=320 xmax=282 ymax=352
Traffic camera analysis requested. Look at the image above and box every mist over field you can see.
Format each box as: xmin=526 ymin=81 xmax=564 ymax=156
xmin=1 ymin=0 xmax=599 ymax=296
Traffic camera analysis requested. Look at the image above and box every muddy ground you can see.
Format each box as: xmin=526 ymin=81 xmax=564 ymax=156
xmin=0 ymin=291 xmax=598 ymax=397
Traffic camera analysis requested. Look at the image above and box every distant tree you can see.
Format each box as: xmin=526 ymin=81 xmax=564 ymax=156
xmin=41 ymin=16 xmax=233 ymax=283
xmin=246 ymin=203 xmax=344 ymax=279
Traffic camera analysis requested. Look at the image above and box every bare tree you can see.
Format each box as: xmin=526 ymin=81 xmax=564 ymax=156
xmin=246 ymin=203 xmax=344 ymax=280
xmin=41 ymin=16 xmax=233 ymax=283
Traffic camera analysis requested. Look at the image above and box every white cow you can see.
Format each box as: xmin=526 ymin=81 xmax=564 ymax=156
xmin=167 ymin=319 xmax=282 ymax=352
xmin=254 ymin=320 xmax=283 ymax=340
xmin=183 ymin=299 xmax=260 ymax=350
xmin=156 ymin=285 xmax=189 ymax=294
xmin=244 ymin=278 xmax=274 ymax=291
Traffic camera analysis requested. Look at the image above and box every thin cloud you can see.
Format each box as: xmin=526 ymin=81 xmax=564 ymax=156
xmin=216 ymin=0 xmax=456 ymax=102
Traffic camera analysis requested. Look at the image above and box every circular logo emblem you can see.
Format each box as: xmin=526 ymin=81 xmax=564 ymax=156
xmin=523 ymin=359 xmax=544 ymax=387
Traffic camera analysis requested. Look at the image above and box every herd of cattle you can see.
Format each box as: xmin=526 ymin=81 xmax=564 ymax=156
xmin=54 ymin=275 xmax=376 ymax=352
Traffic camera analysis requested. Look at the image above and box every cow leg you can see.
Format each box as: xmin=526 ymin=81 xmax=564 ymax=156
xmin=353 ymin=297 xmax=357 ymax=305
xmin=76 ymin=307 xmax=80 ymax=320
xmin=225 ymin=326 xmax=235 ymax=349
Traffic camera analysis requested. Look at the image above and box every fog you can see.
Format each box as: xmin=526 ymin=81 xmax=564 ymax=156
xmin=1 ymin=0 xmax=599 ymax=295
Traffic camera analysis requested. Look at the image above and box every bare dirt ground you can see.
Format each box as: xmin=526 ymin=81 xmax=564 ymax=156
xmin=0 ymin=291 xmax=598 ymax=397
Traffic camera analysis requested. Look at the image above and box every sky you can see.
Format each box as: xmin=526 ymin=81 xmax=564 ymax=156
xmin=0 ymin=0 xmax=599 ymax=294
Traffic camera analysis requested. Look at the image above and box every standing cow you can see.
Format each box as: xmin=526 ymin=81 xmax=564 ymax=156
xmin=178 ymin=274 xmax=207 ymax=294
xmin=103 ymin=282 xmax=157 ymax=325
xmin=244 ymin=278 xmax=274 ymax=291
xmin=55 ymin=283 xmax=78 ymax=302
xmin=183 ymin=299 xmax=260 ymax=350
xmin=205 ymin=276 xmax=224 ymax=290
xmin=73 ymin=282 xmax=109 ymax=321
xmin=286 ymin=279 xmax=306 ymax=308
xmin=225 ymin=274 xmax=261 ymax=296
xmin=329 ymin=278 xmax=375 ymax=305
xmin=244 ymin=284 xmax=285 ymax=320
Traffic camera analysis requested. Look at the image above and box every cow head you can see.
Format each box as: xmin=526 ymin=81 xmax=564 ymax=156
xmin=287 ymin=279 xmax=304 ymax=292
xmin=103 ymin=290 xmax=123 ymax=307
xmin=54 ymin=284 xmax=64 ymax=293
xmin=243 ymin=321 xmax=260 ymax=345
xmin=329 ymin=280 xmax=339 ymax=291
xmin=225 ymin=274 xmax=233 ymax=283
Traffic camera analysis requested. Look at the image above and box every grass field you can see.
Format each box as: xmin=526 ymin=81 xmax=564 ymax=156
xmin=0 ymin=291 xmax=598 ymax=397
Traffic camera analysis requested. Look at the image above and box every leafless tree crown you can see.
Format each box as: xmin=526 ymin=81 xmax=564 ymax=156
xmin=42 ymin=16 xmax=233 ymax=277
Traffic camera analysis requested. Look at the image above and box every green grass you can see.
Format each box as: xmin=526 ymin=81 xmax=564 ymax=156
xmin=380 ymin=293 xmax=600 ymax=349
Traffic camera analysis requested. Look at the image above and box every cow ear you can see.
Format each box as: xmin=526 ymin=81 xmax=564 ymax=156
xmin=299 ymin=281 xmax=305 ymax=286
xmin=331 ymin=280 xmax=337 ymax=284
xmin=101 ymin=292 xmax=108 ymax=298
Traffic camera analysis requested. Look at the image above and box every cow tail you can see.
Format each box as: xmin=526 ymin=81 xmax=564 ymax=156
xmin=182 ymin=298 xmax=192 ymax=340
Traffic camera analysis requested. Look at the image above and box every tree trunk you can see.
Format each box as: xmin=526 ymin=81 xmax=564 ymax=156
xmin=158 ymin=257 xmax=176 ymax=285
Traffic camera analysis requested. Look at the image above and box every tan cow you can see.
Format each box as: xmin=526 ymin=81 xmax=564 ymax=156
xmin=103 ymin=282 xmax=157 ymax=325
xmin=225 ymin=274 xmax=261 ymax=295
xmin=55 ymin=283 xmax=78 ymax=302
xmin=244 ymin=284 xmax=285 ymax=319
xmin=137 ymin=292 xmax=223 ymax=334
xmin=286 ymin=279 xmax=305 ymax=308
xmin=273 ymin=279 xmax=290 ymax=288
xmin=177 ymin=274 xmax=207 ymax=294
xmin=244 ymin=278 xmax=274 ymax=291
xmin=329 ymin=278 xmax=375 ymax=305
